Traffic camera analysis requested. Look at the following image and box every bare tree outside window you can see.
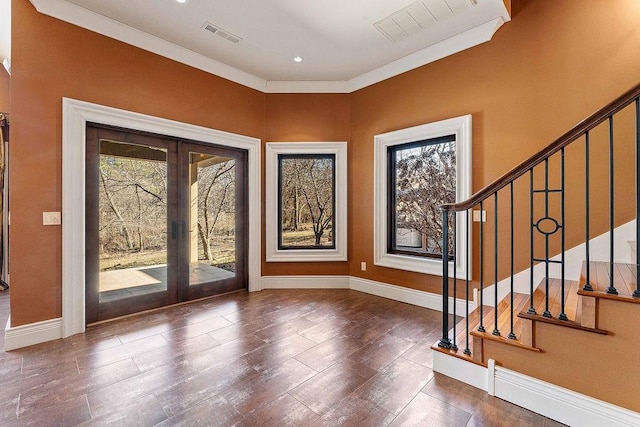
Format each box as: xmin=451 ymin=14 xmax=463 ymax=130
xmin=193 ymin=155 xmax=236 ymax=272
xmin=98 ymin=146 xmax=168 ymax=271
xmin=278 ymin=154 xmax=335 ymax=248
xmin=390 ymin=135 xmax=456 ymax=257
xmin=98 ymin=145 xmax=238 ymax=274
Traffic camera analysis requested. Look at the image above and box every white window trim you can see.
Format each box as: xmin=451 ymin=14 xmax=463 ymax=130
xmin=373 ymin=115 xmax=472 ymax=277
xmin=266 ymin=142 xmax=347 ymax=262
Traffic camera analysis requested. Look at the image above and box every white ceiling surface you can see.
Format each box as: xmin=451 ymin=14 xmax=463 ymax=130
xmin=28 ymin=0 xmax=510 ymax=93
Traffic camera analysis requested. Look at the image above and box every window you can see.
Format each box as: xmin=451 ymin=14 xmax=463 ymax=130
xmin=266 ymin=142 xmax=347 ymax=262
xmin=374 ymin=115 xmax=471 ymax=276
xmin=388 ymin=135 xmax=456 ymax=258
xmin=278 ymin=154 xmax=335 ymax=250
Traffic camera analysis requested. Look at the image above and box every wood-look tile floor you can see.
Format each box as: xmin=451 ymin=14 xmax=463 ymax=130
xmin=0 ymin=288 xmax=564 ymax=426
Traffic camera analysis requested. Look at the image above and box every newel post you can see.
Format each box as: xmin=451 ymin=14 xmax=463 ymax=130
xmin=438 ymin=209 xmax=452 ymax=349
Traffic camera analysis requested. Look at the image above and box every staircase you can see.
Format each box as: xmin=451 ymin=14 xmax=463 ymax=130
xmin=431 ymin=83 xmax=640 ymax=424
xmin=436 ymin=261 xmax=636 ymax=364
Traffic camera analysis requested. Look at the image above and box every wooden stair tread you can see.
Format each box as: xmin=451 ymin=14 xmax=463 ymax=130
xmin=450 ymin=293 xmax=540 ymax=355
xmin=518 ymin=311 xmax=607 ymax=335
xmin=519 ymin=279 xmax=575 ymax=321
xmin=431 ymin=342 xmax=486 ymax=366
xmin=578 ymin=261 xmax=640 ymax=304
xmin=469 ymin=329 xmax=541 ymax=352
xmin=517 ymin=278 xmax=608 ymax=334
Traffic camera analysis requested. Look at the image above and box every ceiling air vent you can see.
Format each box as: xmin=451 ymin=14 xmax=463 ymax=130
xmin=374 ymin=0 xmax=475 ymax=43
xmin=202 ymin=21 xmax=242 ymax=44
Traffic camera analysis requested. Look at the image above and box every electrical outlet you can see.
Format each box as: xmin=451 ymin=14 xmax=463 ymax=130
xmin=361 ymin=261 xmax=367 ymax=271
xmin=43 ymin=212 xmax=61 ymax=226
xmin=473 ymin=210 xmax=486 ymax=222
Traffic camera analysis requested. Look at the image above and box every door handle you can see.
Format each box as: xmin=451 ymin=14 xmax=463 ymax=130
xmin=172 ymin=221 xmax=177 ymax=239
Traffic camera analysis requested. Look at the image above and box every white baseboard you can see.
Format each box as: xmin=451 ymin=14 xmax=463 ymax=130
xmin=4 ymin=316 xmax=63 ymax=351
xmin=260 ymin=275 xmax=350 ymax=289
xmin=433 ymin=349 xmax=640 ymax=427
xmin=493 ymin=365 xmax=640 ymax=427
xmin=349 ymin=276 xmax=475 ymax=315
xmin=260 ymin=275 xmax=474 ymax=315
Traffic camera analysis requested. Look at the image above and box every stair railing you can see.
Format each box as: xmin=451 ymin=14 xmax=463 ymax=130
xmin=438 ymin=83 xmax=640 ymax=353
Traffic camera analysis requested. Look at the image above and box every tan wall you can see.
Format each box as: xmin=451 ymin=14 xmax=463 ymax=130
xmin=9 ymin=0 xmax=265 ymax=326
xmin=349 ymin=0 xmax=640 ymax=293
xmin=263 ymin=93 xmax=351 ymax=276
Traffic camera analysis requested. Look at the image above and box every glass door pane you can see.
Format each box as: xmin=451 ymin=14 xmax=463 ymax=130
xmin=189 ymin=152 xmax=236 ymax=285
xmin=98 ymin=140 xmax=169 ymax=302
xmin=86 ymin=126 xmax=178 ymax=323
xmin=181 ymin=144 xmax=247 ymax=300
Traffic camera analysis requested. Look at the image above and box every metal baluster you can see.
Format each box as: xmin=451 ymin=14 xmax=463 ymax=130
xmin=508 ymin=183 xmax=517 ymax=339
xmin=493 ymin=192 xmax=500 ymax=336
xmin=464 ymin=210 xmax=471 ymax=355
xmin=543 ymin=159 xmax=552 ymax=318
xmin=583 ymin=131 xmax=593 ymax=291
xmin=607 ymin=115 xmax=618 ymax=295
xmin=438 ymin=209 xmax=451 ymax=349
xmin=559 ymin=148 xmax=568 ymax=321
xmin=528 ymin=168 xmax=537 ymax=314
xmin=635 ymin=98 xmax=640 ymax=298
xmin=452 ymin=213 xmax=458 ymax=351
xmin=478 ymin=201 xmax=486 ymax=332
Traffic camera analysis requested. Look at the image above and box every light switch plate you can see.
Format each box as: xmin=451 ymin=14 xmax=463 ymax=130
xmin=473 ymin=210 xmax=487 ymax=222
xmin=43 ymin=212 xmax=61 ymax=226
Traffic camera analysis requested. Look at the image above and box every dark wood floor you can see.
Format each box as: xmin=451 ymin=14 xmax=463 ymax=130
xmin=0 ymin=288 xmax=563 ymax=426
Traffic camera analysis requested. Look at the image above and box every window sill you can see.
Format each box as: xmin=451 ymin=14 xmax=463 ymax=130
xmin=374 ymin=253 xmax=449 ymax=276
xmin=266 ymin=249 xmax=347 ymax=263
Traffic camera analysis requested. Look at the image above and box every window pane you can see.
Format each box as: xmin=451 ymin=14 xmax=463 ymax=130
xmin=278 ymin=154 xmax=335 ymax=249
xmin=390 ymin=136 xmax=456 ymax=257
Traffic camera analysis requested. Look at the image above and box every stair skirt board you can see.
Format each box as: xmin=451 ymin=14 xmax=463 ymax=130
xmin=481 ymin=220 xmax=636 ymax=307
xmin=433 ymin=351 xmax=640 ymax=427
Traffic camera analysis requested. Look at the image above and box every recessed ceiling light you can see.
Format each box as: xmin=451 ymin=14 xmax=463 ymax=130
xmin=293 ymin=56 xmax=303 ymax=63
xmin=176 ymin=0 xmax=187 ymax=3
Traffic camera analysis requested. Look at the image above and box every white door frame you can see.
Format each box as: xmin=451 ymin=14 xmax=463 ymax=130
xmin=62 ymin=98 xmax=261 ymax=338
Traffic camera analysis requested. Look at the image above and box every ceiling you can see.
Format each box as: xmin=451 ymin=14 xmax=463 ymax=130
xmin=28 ymin=0 xmax=510 ymax=93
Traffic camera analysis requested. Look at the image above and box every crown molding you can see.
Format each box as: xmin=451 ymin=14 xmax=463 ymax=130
xmin=347 ymin=17 xmax=506 ymax=93
xmin=29 ymin=0 xmax=509 ymax=94
xmin=28 ymin=0 xmax=268 ymax=92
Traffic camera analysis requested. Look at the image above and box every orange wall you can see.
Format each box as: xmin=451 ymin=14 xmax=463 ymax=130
xmin=485 ymin=298 xmax=640 ymax=412
xmin=348 ymin=0 xmax=640 ymax=294
xmin=502 ymin=0 xmax=512 ymax=17
xmin=9 ymin=0 xmax=264 ymax=326
xmin=0 ymin=68 xmax=8 ymax=113
xmin=263 ymin=93 xmax=351 ymax=276
xmin=9 ymin=0 xmax=640 ymax=328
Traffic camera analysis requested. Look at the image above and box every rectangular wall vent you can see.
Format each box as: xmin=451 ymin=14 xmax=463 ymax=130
xmin=202 ymin=21 xmax=242 ymax=44
xmin=374 ymin=0 xmax=475 ymax=43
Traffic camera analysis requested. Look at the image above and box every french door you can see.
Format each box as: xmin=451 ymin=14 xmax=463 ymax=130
xmin=85 ymin=125 xmax=247 ymax=323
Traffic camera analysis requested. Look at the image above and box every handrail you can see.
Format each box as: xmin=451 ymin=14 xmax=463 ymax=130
xmin=442 ymin=82 xmax=640 ymax=212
